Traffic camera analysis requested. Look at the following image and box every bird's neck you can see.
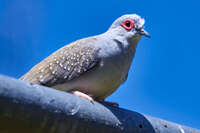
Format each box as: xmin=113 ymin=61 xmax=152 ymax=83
xmin=102 ymin=30 xmax=141 ymax=67
xmin=100 ymin=30 xmax=141 ymax=80
xmin=104 ymin=29 xmax=141 ymax=51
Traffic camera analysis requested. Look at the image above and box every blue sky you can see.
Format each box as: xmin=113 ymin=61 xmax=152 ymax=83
xmin=0 ymin=0 xmax=199 ymax=129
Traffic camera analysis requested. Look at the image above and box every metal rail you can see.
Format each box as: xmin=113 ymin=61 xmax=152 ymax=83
xmin=0 ymin=75 xmax=199 ymax=133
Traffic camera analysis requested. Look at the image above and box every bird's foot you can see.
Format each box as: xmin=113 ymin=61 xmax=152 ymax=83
xmin=102 ymin=101 xmax=119 ymax=107
xmin=71 ymin=91 xmax=94 ymax=104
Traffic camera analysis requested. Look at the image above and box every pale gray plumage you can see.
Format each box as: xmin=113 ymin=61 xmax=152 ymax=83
xmin=20 ymin=14 xmax=149 ymax=101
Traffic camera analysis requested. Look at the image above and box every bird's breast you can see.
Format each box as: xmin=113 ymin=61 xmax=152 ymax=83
xmin=53 ymin=37 xmax=137 ymax=100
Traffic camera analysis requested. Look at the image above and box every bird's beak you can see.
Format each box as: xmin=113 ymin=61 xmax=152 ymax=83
xmin=138 ymin=29 xmax=151 ymax=38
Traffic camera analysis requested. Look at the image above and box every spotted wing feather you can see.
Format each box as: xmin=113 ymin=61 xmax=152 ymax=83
xmin=20 ymin=39 xmax=100 ymax=87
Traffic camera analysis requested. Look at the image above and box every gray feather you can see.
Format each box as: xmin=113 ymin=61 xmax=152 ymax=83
xmin=20 ymin=38 xmax=100 ymax=87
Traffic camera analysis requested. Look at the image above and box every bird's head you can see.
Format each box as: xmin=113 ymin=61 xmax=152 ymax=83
xmin=109 ymin=14 xmax=150 ymax=41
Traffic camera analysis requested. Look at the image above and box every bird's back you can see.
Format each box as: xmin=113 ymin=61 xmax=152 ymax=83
xmin=20 ymin=37 xmax=100 ymax=87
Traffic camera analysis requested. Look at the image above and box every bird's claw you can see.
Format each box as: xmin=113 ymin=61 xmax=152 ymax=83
xmin=71 ymin=91 xmax=94 ymax=104
xmin=102 ymin=101 xmax=119 ymax=107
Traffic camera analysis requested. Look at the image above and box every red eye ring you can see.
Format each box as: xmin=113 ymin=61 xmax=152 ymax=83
xmin=121 ymin=19 xmax=135 ymax=31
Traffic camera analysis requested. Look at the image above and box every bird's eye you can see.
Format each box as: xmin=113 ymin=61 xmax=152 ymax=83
xmin=121 ymin=19 xmax=135 ymax=31
xmin=125 ymin=21 xmax=131 ymax=27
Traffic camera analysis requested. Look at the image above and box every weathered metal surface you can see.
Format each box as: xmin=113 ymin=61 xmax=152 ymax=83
xmin=0 ymin=75 xmax=199 ymax=133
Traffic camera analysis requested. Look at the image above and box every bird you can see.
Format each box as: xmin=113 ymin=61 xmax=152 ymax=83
xmin=20 ymin=14 xmax=150 ymax=106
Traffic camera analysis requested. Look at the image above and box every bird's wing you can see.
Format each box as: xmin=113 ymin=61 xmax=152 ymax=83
xmin=20 ymin=38 xmax=100 ymax=87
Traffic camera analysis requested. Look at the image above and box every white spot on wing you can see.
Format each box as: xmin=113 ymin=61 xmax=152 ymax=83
xmin=59 ymin=63 xmax=63 ymax=67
